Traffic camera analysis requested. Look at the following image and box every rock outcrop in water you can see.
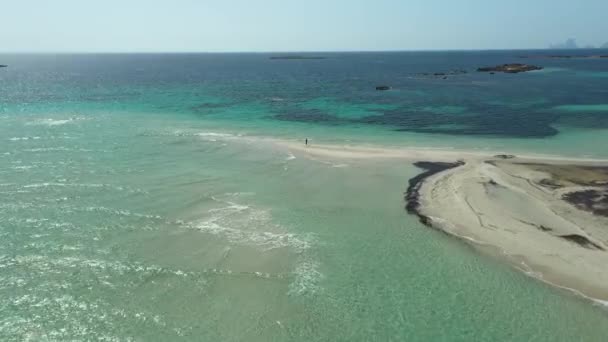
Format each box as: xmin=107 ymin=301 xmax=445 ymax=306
xmin=0 ymin=65 xmax=7 ymax=68
xmin=376 ymin=86 xmax=391 ymax=91
xmin=477 ymin=64 xmax=542 ymax=73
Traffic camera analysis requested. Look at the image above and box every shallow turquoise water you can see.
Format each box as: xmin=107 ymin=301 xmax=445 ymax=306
xmin=2 ymin=52 xmax=608 ymax=340
xmin=1 ymin=110 xmax=608 ymax=341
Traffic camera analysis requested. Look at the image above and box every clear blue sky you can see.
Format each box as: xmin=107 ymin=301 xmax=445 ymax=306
xmin=1 ymin=0 xmax=607 ymax=52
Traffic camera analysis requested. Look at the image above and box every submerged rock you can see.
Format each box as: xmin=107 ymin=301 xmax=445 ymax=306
xmin=0 ymin=65 xmax=7 ymax=68
xmin=375 ymin=86 xmax=391 ymax=91
xmin=477 ymin=64 xmax=542 ymax=73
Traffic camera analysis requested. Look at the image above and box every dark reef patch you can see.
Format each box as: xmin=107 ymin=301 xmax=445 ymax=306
xmin=354 ymin=104 xmax=560 ymax=137
xmin=268 ymin=99 xmax=608 ymax=137
xmin=190 ymin=102 xmax=230 ymax=112
xmin=405 ymin=161 xmax=465 ymax=225
xmin=272 ymin=110 xmax=345 ymax=125
xmin=556 ymin=114 xmax=608 ymax=130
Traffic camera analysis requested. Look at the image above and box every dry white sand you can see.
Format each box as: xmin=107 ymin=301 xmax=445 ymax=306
xmin=418 ymin=159 xmax=608 ymax=303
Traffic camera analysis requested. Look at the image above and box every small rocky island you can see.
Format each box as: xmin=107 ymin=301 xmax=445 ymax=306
xmin=0 ymin=65 xmax=7 ymax=68
xmin=477 ymin=63 xmax=542 ymax=73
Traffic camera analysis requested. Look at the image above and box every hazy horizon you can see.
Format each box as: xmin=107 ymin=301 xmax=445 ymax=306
xmin=2 ymin=47 xmax=608 ymax=55
xmin=1 ymin=0 xmax=607 ymax=53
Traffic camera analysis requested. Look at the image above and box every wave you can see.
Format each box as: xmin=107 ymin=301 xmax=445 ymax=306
xmin=26 ymin=117 xmax=86 ymax=127
xmin=288 ymin=258 xmax=323 ymax=297
xmin=22 ymin=147 xmax=104 ymax=153
xmin=195 ymin=132 xmax=234 ymax=138
xmin=21 ymin=182 xmax=147 ymax=194
xmin=285 ymin=152 xmax=296 ymax=161
xmin=179 ymin=195 xmax=316 ymax=252
xmin=8 ymin=136 xmax=41 ymax=141
xmin=11 ymin=165 xmax=35 ymax=170
xmin=80 ymin=206 xmax=163 ymax=220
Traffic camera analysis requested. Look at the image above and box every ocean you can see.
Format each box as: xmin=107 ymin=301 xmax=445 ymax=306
xmin=1 ymin=51 xmax=608 ymax=341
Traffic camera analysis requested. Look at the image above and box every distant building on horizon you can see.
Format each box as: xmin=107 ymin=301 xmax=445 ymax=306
xmin=549 ymin=38 xmax=578 ymax=49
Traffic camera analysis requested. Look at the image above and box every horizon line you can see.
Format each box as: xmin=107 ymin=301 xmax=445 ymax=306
xmin=2 ymin=47 xmax=607 ymax=55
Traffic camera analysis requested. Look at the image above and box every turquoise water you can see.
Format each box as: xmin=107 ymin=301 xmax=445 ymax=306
xmin=2 ymin=52 xmax=608 ymax=340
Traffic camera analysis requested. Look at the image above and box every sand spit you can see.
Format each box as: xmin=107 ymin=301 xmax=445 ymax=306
xmin=411 ymin=157 xmax=608 ymax=303
xmin=271 ymin=140 xmax=608 ymax=304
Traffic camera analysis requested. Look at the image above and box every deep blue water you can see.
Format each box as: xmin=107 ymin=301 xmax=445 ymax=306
xmin=2 ymin=50 xmax=608 ymax=139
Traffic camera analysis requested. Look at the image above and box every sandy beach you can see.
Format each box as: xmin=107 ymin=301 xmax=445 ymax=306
xmin=279 ymin=140 xmax=608 ymax=304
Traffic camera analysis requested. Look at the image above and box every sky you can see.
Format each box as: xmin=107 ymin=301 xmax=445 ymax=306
xmin=1 ymin=0 xmax=607 ymax=52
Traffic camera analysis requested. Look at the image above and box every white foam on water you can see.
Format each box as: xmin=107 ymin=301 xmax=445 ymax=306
xmin=23 ymin=147 xmax=103 ymax=153
xmin=187 ymin=196 xmax=323 ymax=295
xmin=4 ymin=255 xmax=196 ymax=279
xmin=80 ymin=206 xmax=163 ymax=220
xmin=191 ymin=218 xmax=312 ymax=252
xmin=21 ymin=182 xmax=147 ymax=194
xmin=223 ymin=192 xmax=256 ymax=197
xmin=208 ymin=200 xmax=250 ymax=213
xmin=285 ymin=152 xmax=297 ymax=161
xmin=23 ymin=147 xmax=73 ymax=152
xmin=195 ymin=132 xmax=234 ymax=138
xmin=288 ymin=258 xmax=323 ymax=296
xmin=186 ymin=195 xmax=316 ymax=252
xmin=12 ymin=165 xmax=35 ymax=170
xmin=306 ymin=155 xmax=350 ymax=168
xmin=8 ymin=136 xmax=41 ymax=141
xmin=26 ymin=117 xmax=86 ymax=126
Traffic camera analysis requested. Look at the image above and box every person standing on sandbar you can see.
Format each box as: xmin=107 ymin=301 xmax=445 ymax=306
xmin=305 ymin=138 xmax=308 ymax=146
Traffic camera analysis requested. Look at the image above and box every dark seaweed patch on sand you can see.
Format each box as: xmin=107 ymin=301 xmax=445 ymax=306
xmin=405 ymin=161 xmax=465 ymax=225
xmin=563 ymin=189 xmax=608 ymax=217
